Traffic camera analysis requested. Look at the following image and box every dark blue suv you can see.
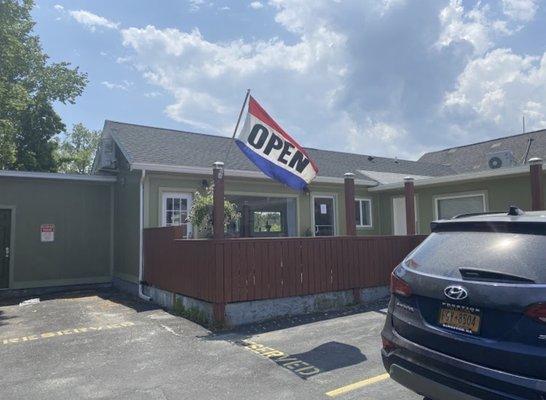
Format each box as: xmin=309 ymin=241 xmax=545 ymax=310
xmin=381 ymin=208 xmax=546 ymax=400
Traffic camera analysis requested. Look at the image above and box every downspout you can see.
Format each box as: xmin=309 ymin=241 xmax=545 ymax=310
xmin=139 ymin=169 xmax=151 ymax=301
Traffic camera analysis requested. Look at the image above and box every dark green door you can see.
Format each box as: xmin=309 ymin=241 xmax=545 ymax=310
xmin=0 ymin=209 xmax=11 ymax=288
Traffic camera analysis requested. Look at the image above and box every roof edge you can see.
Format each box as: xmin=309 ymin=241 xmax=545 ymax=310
xmin=369 ymin=164 xmax=544 ymax=192
xmin=130 ymin=162 xmax=378 ymax=186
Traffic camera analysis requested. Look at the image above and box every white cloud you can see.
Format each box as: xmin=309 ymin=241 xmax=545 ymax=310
xmin=69 ymin=10 xmax=120 ymax=31
xmin=112 ymin=0 xmax=546 ymax=159
xmin=444 ymin=48 xmax=546 ymax=133
xmin=100 ymin=51 xmax=107 ymax=56
xmin=101 ymin=80 xmax=133 ymax=91
xmin=54 ymin=4 xmax=64 ymax=11
xmin=189 ymin=0 xmax=206 ymax=12
xmin=120 ymin=22 xmax=347 ymax=139
xmin=144 ymin=91 xmax=163 ymax=98
xmin=435 ymin=0 xmax=520 ymax=55
xmin=502 ymin=0 xmax=539 ymax=22
xmin=250 ymin=1 xmax=264 ymax=10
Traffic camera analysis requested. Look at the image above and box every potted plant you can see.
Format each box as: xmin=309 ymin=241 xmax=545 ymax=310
xmin=187 ymin=186 xmax=240 ymax=238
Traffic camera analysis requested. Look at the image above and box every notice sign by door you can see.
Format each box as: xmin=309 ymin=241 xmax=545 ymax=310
xmin=40 ymin=224 xmax=55 ymax=242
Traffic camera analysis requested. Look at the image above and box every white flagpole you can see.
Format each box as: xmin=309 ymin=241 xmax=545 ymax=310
xmin=224 ymin=89 xmax=251 ymax=163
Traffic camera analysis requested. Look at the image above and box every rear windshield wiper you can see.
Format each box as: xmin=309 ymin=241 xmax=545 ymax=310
xmin=459 ymin=268 xmax=535 ymax=284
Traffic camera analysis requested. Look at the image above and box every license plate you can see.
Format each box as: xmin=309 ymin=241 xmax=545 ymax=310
xmin=438 ymin=303 xmax=481 ymax=334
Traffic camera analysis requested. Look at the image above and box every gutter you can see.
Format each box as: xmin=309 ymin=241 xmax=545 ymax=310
xmin=130 ymin=162 xmax=377 ymax=186
xmin=138 ymin=169 xmax=151 ymax=301
xmin=0 ymin=170 xmax=116 ymax=182
xmin=369 ymin=164 xmax=545 ymax=192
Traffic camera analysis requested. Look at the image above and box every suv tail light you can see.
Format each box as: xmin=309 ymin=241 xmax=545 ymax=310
xmin=524 ymin=303 xmax=546 ymax=324
xmin=390 ymin=272 xmax=412 ymax=297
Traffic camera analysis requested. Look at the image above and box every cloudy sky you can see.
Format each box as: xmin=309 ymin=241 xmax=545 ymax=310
xmin=35 ymin=0 xmax=546 ymax=160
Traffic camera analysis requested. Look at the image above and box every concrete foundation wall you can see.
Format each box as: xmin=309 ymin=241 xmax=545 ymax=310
xmin=140 ymin=284 xmax=389 ymax=327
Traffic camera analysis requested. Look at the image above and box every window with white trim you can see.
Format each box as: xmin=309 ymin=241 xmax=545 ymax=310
xmin=436 ymin=193 xmax=486 ymax=220
xmin=161 ymin=192 xmax=192 ymax=237
xmin=355 ymin=198 xmax=372 ymax=227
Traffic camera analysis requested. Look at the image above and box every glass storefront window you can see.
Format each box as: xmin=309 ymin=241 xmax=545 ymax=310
xmin=226 ymin=195 xmax=297 ymax=237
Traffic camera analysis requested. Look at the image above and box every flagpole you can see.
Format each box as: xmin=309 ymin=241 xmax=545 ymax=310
xmin=224 ymin=89 xmax=251 ymax=163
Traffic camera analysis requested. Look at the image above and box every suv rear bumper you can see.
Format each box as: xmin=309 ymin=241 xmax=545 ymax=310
xmin=389 ymin=364 xmax=481 ymax=400
xmin=382 ymin=320 xmax=546 ymax=400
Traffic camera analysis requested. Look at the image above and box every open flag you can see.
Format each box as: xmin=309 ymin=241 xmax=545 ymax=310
xmin=235 ymin=96 xmax=318 ymax=191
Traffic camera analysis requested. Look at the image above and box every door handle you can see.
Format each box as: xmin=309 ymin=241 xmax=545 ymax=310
xmin=5 ymin=247 xmax=9 ymax=258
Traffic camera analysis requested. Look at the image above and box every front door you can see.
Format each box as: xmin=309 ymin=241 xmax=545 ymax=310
xmin=0 ymin=209 xmax=11 ymax=288
xmin=314 ymin=197 xmax=335 ymax=236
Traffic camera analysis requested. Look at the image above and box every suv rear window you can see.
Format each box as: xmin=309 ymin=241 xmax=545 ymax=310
xmin=406 ymin=231 xmax=546 ymax=283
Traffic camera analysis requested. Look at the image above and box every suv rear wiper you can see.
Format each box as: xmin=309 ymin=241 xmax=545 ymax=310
xmin=459 ymin=268 xmax=535 ymax=284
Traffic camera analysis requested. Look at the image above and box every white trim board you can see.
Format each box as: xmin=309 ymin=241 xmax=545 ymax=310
xmin=369 ymin=164 xmax=544 ymax=192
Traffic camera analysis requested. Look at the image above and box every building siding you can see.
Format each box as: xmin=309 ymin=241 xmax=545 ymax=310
xmin=0 ymin=177 xmax=113 ymax=289
xmin=375 ymin=170 xmax=545 ymax=235
xmin=143 ymin=171 xmax=385 ymax=237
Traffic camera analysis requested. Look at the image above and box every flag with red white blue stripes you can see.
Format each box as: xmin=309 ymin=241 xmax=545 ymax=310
xmin=235 ymin=96 xmax=318 ymax=191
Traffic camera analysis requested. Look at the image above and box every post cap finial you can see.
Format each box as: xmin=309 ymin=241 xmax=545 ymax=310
xmin=344 ymin=172 xmax=355 ymax=179
xmin=212 ymin=161 xmax=225 ymax=169
xmin=529 ymin=157 xmax=543 ymax=165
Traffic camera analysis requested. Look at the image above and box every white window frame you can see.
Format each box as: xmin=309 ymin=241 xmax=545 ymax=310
xmin=433 ymin=191 xmax=488 ymax=220
xmin=161 ymin=192 xmax=193 ymax=236
xmin=355 ymin=198 xmax=373 ymax=228
xmin=311 ymin=194 xmax=337 ymax=236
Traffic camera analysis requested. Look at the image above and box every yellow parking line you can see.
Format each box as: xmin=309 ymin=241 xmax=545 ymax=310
xmin=325 ymin=373 xmax=390 ymax=397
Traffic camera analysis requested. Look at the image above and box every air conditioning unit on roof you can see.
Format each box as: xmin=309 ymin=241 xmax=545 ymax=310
xmin=486 ymin=150 xmax=514 ymax=169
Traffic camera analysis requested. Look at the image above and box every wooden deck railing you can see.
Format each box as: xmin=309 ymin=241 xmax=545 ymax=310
xmin=143 ymin=227 xmax=427 ymax=304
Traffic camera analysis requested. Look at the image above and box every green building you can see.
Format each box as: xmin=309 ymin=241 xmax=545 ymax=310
xmin=0 ymin=121 xmax=544 ymax=293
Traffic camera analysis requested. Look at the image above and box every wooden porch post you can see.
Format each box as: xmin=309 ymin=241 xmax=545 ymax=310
xmin=213 ymin=161 xmax=225 ymax=240
xmin=344 ymin=173 xmax=356 ymax=236
xmin=404 ymin=177 xmax=416 ymax=236
xmin=529 ymin=157 xmax=544 ymax=211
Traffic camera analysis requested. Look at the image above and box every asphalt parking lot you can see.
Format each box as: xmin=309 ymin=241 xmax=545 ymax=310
xmin=0 ymin=289 xmax=421 ymax=400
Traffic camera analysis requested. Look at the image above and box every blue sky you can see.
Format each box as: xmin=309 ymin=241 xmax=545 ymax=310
xmin=33 ymin=0 xmax=546 ymax=160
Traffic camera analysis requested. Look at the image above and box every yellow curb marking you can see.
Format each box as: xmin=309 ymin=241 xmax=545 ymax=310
xmin=1 ymin=322 xmax=135 ymax=346
xmin=325 ymin=373 xmax=390 ymax=397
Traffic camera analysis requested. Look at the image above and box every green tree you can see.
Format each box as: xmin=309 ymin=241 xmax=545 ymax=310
xmin=0 ymin=0 xmax=87 ymax=171
xmin=57 ymin=123 xmax=101 ymax=174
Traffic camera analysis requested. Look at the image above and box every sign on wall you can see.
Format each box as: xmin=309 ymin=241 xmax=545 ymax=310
xmin=40 ymin=224 xmax=55 ymax=242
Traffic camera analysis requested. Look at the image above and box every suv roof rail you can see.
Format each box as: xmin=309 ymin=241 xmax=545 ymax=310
xmin=451 ymin=206 xmax=525 ymax=220
xmin=451 ymin=211 xmax=502 ymax=219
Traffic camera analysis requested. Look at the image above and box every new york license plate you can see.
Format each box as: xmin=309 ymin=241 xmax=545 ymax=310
xmin=438 ymin=303 xmax=481 ymax=334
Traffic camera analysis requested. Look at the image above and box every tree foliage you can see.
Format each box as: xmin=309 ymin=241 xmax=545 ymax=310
xmin=56 ymin=123 xmax=101 ymax=174
xmin=0 ymin=0 xmax=87 ymax=171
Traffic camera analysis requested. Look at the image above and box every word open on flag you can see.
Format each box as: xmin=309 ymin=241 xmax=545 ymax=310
xmin=235 ymin=96 xmax=318 ymax=191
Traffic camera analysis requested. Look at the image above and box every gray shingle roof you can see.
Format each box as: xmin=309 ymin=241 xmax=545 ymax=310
xmin=418 ymin=129 xmax=546 ymax=173
xmin=103 ymin=120 xmax=456 ymax=181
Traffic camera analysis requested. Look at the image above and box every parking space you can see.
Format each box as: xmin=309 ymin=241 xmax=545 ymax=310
xmin=0 ymin=289 xmax=420 ymax=400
